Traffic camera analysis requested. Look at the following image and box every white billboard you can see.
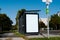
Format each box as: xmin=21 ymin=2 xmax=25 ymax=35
xmin=26 ymin=14 xmax=38 ymax=33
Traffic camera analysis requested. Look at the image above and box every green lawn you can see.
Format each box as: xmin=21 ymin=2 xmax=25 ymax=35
xmin=28 ymin=37 xmax=60 ymax=40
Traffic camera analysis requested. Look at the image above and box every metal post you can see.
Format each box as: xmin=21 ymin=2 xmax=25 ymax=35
xmin=42 ymin=0 xmax=52 ymax=38
xmin=46 ymin=4 xmax=49 ymax=38
xmin=47 ymin=14 xmax=49 ymax=38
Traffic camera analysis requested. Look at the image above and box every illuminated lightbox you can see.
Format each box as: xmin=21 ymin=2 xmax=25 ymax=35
xmin=26 ymin=14 xmax=38 ymax=33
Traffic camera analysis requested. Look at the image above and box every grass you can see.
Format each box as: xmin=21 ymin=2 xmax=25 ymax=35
xmin=15 ymin=32 xmax=29 ymax=40
xmin=11 ymin=30 xmax=25 ymax=37
xmin=28 ymin=37 xmax=60 ymax=40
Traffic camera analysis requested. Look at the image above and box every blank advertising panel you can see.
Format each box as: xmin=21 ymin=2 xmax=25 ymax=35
xmin=26 ymin=14 xmax=38 ymax=33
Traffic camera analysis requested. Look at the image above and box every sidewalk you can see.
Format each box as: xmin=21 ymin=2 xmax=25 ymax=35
xmin=0 ymin=37 xmax=25 ymax=40
xmin=26 ymin=34 xmax=60 ymax=38
xmin=0 ymin=33 xmax=25 ymax=40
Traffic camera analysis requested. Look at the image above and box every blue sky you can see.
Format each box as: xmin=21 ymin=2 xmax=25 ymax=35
xmin=0 ymin=0 xmax=60 ymax=25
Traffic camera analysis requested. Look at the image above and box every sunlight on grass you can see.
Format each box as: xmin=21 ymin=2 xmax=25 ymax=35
xmin=28 ymin=37 xmax=60 ymax=40
xmin=13 ymin=31 xmax=28 ymax=40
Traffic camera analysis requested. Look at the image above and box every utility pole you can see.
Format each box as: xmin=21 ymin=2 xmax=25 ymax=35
xmin=42 ymin=0 xmax=52 ymax=38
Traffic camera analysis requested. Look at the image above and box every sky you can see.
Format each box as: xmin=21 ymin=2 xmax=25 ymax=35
xmin=0 ymin=0 xmax=60 ymax=25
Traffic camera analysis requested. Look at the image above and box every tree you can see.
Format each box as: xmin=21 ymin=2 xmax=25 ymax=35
xmin=0 ymin=14 xmax=13 ymax=31
xmin=39 ymin=21 xmax=47 ymax=28
xmin=15 ymin=9 xmax=26 ymax=30
xmin=16 ymin=9 xmax=26 ymax=19
xmin=12 ymin=24 xmax=18 ymax=30
xmin=50 ymin=14 xmax=60 ymax=30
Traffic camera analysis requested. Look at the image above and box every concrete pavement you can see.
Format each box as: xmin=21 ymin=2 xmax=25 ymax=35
xmin=0 ymin=33 xmax=25 ymax=40
xmin=0 ymin=37 xmax=25 ymax=40
xmin=26 ymin=30 xmax=60 ymax=38
xmin=26 ymin=33 xmax=60 ymax=38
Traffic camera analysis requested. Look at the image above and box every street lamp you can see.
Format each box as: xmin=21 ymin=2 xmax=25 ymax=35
xmin=42 ymin=0 xmax=52 ymax=38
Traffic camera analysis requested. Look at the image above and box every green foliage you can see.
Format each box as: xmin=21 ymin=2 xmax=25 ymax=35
xmin=15 ymin=9 xmax=26 ymax=30
xmin=50 ymin=14 xmax=60 ymax=24
xmin=12 ymin=25 xmax=18 ymax=30
xmin=49 ymin=22 xmax=56 ymax=30
xmin=14 ymin=32 xmax=28 ymax=40
xmin=16 ymin=9 xmax=26 ymax=19
xmin=0 ymin=14 xmax=13 ymax=31
xmin=29 ymin=37 xmax=60 ymax=40
xmin=39 ymin=21 xmax=47 ymax=28
xmin=49 ymin=14 xmax=60 ymax=30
